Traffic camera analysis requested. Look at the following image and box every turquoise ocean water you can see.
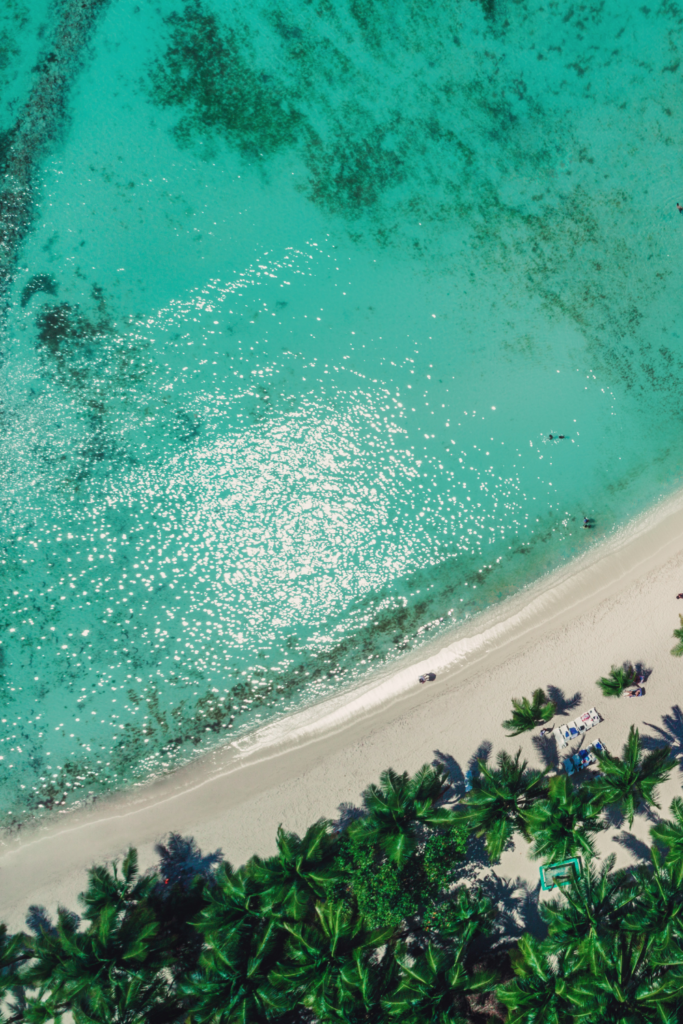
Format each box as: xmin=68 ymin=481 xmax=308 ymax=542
xmin=2 ymin=0 xmax=683 ymax=823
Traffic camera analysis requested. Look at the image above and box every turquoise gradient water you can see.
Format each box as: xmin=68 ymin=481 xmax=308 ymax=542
xmin=2 ymin=0 xmax=683 ymax=822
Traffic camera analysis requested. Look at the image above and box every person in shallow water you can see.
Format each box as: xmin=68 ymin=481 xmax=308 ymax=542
xmin=548 ymin=434 xmax=567 ymax=440
xmin=583 ymin=516 xmax=595 ymax=529
xmin=677 ymin=203 xmax=683 ymax=213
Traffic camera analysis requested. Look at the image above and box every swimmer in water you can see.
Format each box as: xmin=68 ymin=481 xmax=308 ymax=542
xmin=678 ymin=203 xmax=683 ymax=213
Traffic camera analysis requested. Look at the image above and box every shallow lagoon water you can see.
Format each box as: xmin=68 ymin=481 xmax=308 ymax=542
xmin=2 ymin=0 xmax=683 ymax=822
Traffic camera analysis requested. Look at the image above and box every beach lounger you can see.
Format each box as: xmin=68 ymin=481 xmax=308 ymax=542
xmin=578 ymin=749 xmax=595 ymax=768
xmin=554 ymin=727 xmax=568 ymax=749
xmin=587 ymin=707 xmax=601 ymax=726
xmin=592 ymin=738 xmax=606 ymax=755
xmin=579 ymin=711 xmax=594 ymax=730
xmin=571 ymin=753 xmax=584 ymax=772
xmin=567 ymin=723 xmax=580 ymax=740
xmin=560 ymin=724 xmax=572 ymax=743
xmin=573 ymin=718 xmax=587 ymax=735
xmin=562 ymin=757 xmax=576 ymax=776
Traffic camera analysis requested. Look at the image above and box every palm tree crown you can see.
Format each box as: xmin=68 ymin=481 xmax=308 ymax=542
xmin=671 ymin=615 xmax=683 ymax=657
xmin=356 ymin=765 xmax=456 ymax=868
xmin=523 ymin=774 xmax=606 ymax=863
xmin=460 ymin=749 xmax=548 ymax=862
xmin=589 ymin=725 xmax=675 ymax=827
xmin=651 ymin=797 xmax=683 ymax=873
xmin=503 ymin=688 xmax=555 ymax=736
xmin=596 ymin=665 xmax=637 ymax=698
xmin=249 ymin=819 xmax=340 ymax=919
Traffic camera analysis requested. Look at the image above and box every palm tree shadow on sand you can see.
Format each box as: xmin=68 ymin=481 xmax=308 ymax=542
xmin=431 ymin=741 xmax=492 ymax=801
xmin=613 ymin=829 xmax=654 ymax=864
xmin=546 ymin=685 xmax=582 ymax=716
xmin=641 ymin=705 xmax=683 ymax=769
xmin=476 ymin=873 xmax=547 ymax=940
xmin=531 ymin=733 xmax=559 ymax=769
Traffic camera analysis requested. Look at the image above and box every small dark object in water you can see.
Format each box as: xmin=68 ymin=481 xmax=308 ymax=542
xmin=419 ymin=672 xmax=437 ymax=684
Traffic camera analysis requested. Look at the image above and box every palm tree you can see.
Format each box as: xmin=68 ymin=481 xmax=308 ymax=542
xmin=424 ymin=885 xmax=496 ymax=945
xmin=502 ymin=689 xmax=555 ymax=736
xmin=383 ymin=939 xmax=498 ymax=1023
xmin=459 ymin=749 xmax=548 ymax=862
xmin=149 ymin=833 xmax=221 ymax=980
xmin=496 ymin=935 xmax=579 ymax=1024
xmin=356 ymin=765 xmax=456 ymax=868
xmin=0 ymin=924 xmax=32 ymax=1023
xmin=596 ymin=664 xmax=637 ymax=698
xmin=523 ymin=774 xmax=606 ymax=863
xmin=249 ymin=819 xmax=341 ymax=920
xmin=575 ymin=931 xmax=683 ymax=1022
xmin=540 ymin=855 xmax=637 ymax=969
xmin=651 ymin=797 xmax=683 ymax=872
xmin=25 ymin=849 xmax=175 ymax=1024
xmin=589 ymin=726 xmax=675 ymax=827
xmin=671 ymin=615 xmax=683 ymax=657
xmin=195 ymin=861 xmax=264 ymax=946
xmin=270 ymin=901 xmax=394 ymax=1019
xmin=336 ymin=950 xmax=399 ymax=1024
xmin=623 ymin=847 xmax=683 ymax=948
xmin=181 ymin=915 xmax=285 ymax=1024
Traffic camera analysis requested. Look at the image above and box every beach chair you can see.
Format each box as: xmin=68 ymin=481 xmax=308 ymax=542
xmin=579 ymin=711 xmax=594 ymax=731
xmin=592 ymin=738 xmax=607 ymax=755
xmin=567 ymin=723 xmax=580 ymax=740
xmin=571 ymin=753 xmax=583 ymax=772
xmin=540 ymin=857 xmax=582 ymax=892
xmin=562 ymin=757 xmax=576 ymax=776
xmin=573 ymin=718 xmax=587 ymax=735
xmin=560 ymin=724 xmax=572 ymax=743
xmin=554 ymin=726 xmax=568 ymax=749
xmin=587 ymin=707 xmax=601 ymax=726
xmin=578 ymin=749 xmax=595 ymax=768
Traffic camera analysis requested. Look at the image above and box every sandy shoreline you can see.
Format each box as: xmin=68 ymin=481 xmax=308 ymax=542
xmin=2 ymin=489 xmax=683 ymax=928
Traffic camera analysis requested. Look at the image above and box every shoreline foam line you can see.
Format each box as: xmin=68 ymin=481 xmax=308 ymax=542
xmin=2 ymin=478 xmax=683 ymax=854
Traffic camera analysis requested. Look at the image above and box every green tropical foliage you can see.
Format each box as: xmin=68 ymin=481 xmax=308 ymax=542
xmin=539 ymin=855 xmax=636 ymax=968
xmin=272 ymin=901 xmax=393 ymax=1018
xmin=671 ymin=615 xmax=683 ymax=656
xmin=502 ymin=688 xmax=556 ymax=736
xmin=651 ymin=797 xmax=683 ymax=872
xmin=383 ymin=938 xmax=498 ymax=1023
xmin=355 ymin=764 xmax=456 ymax=868
xmin=497 ymin=935 xmax=579 ymax=1024
xmin=459 ymin=748 xmax=548 ymax=861
xmin=523 ymin=774 xmax=606 ymax=863
xmin=249 ymin=818 xmax=341 ymax=919
xmin=23 ymin=848 xmax=176 ymax=1024
xmin=4 ymin=725 xmax=683 ymax=1024
xmin=590 ymin=725 xmax=675 ymax=826
xmin=596 ymin=664 xmax=637 ymax=698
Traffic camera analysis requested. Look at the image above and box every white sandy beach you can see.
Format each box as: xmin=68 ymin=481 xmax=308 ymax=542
xmin=2 ymin=493 xmax=683 ymax=929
